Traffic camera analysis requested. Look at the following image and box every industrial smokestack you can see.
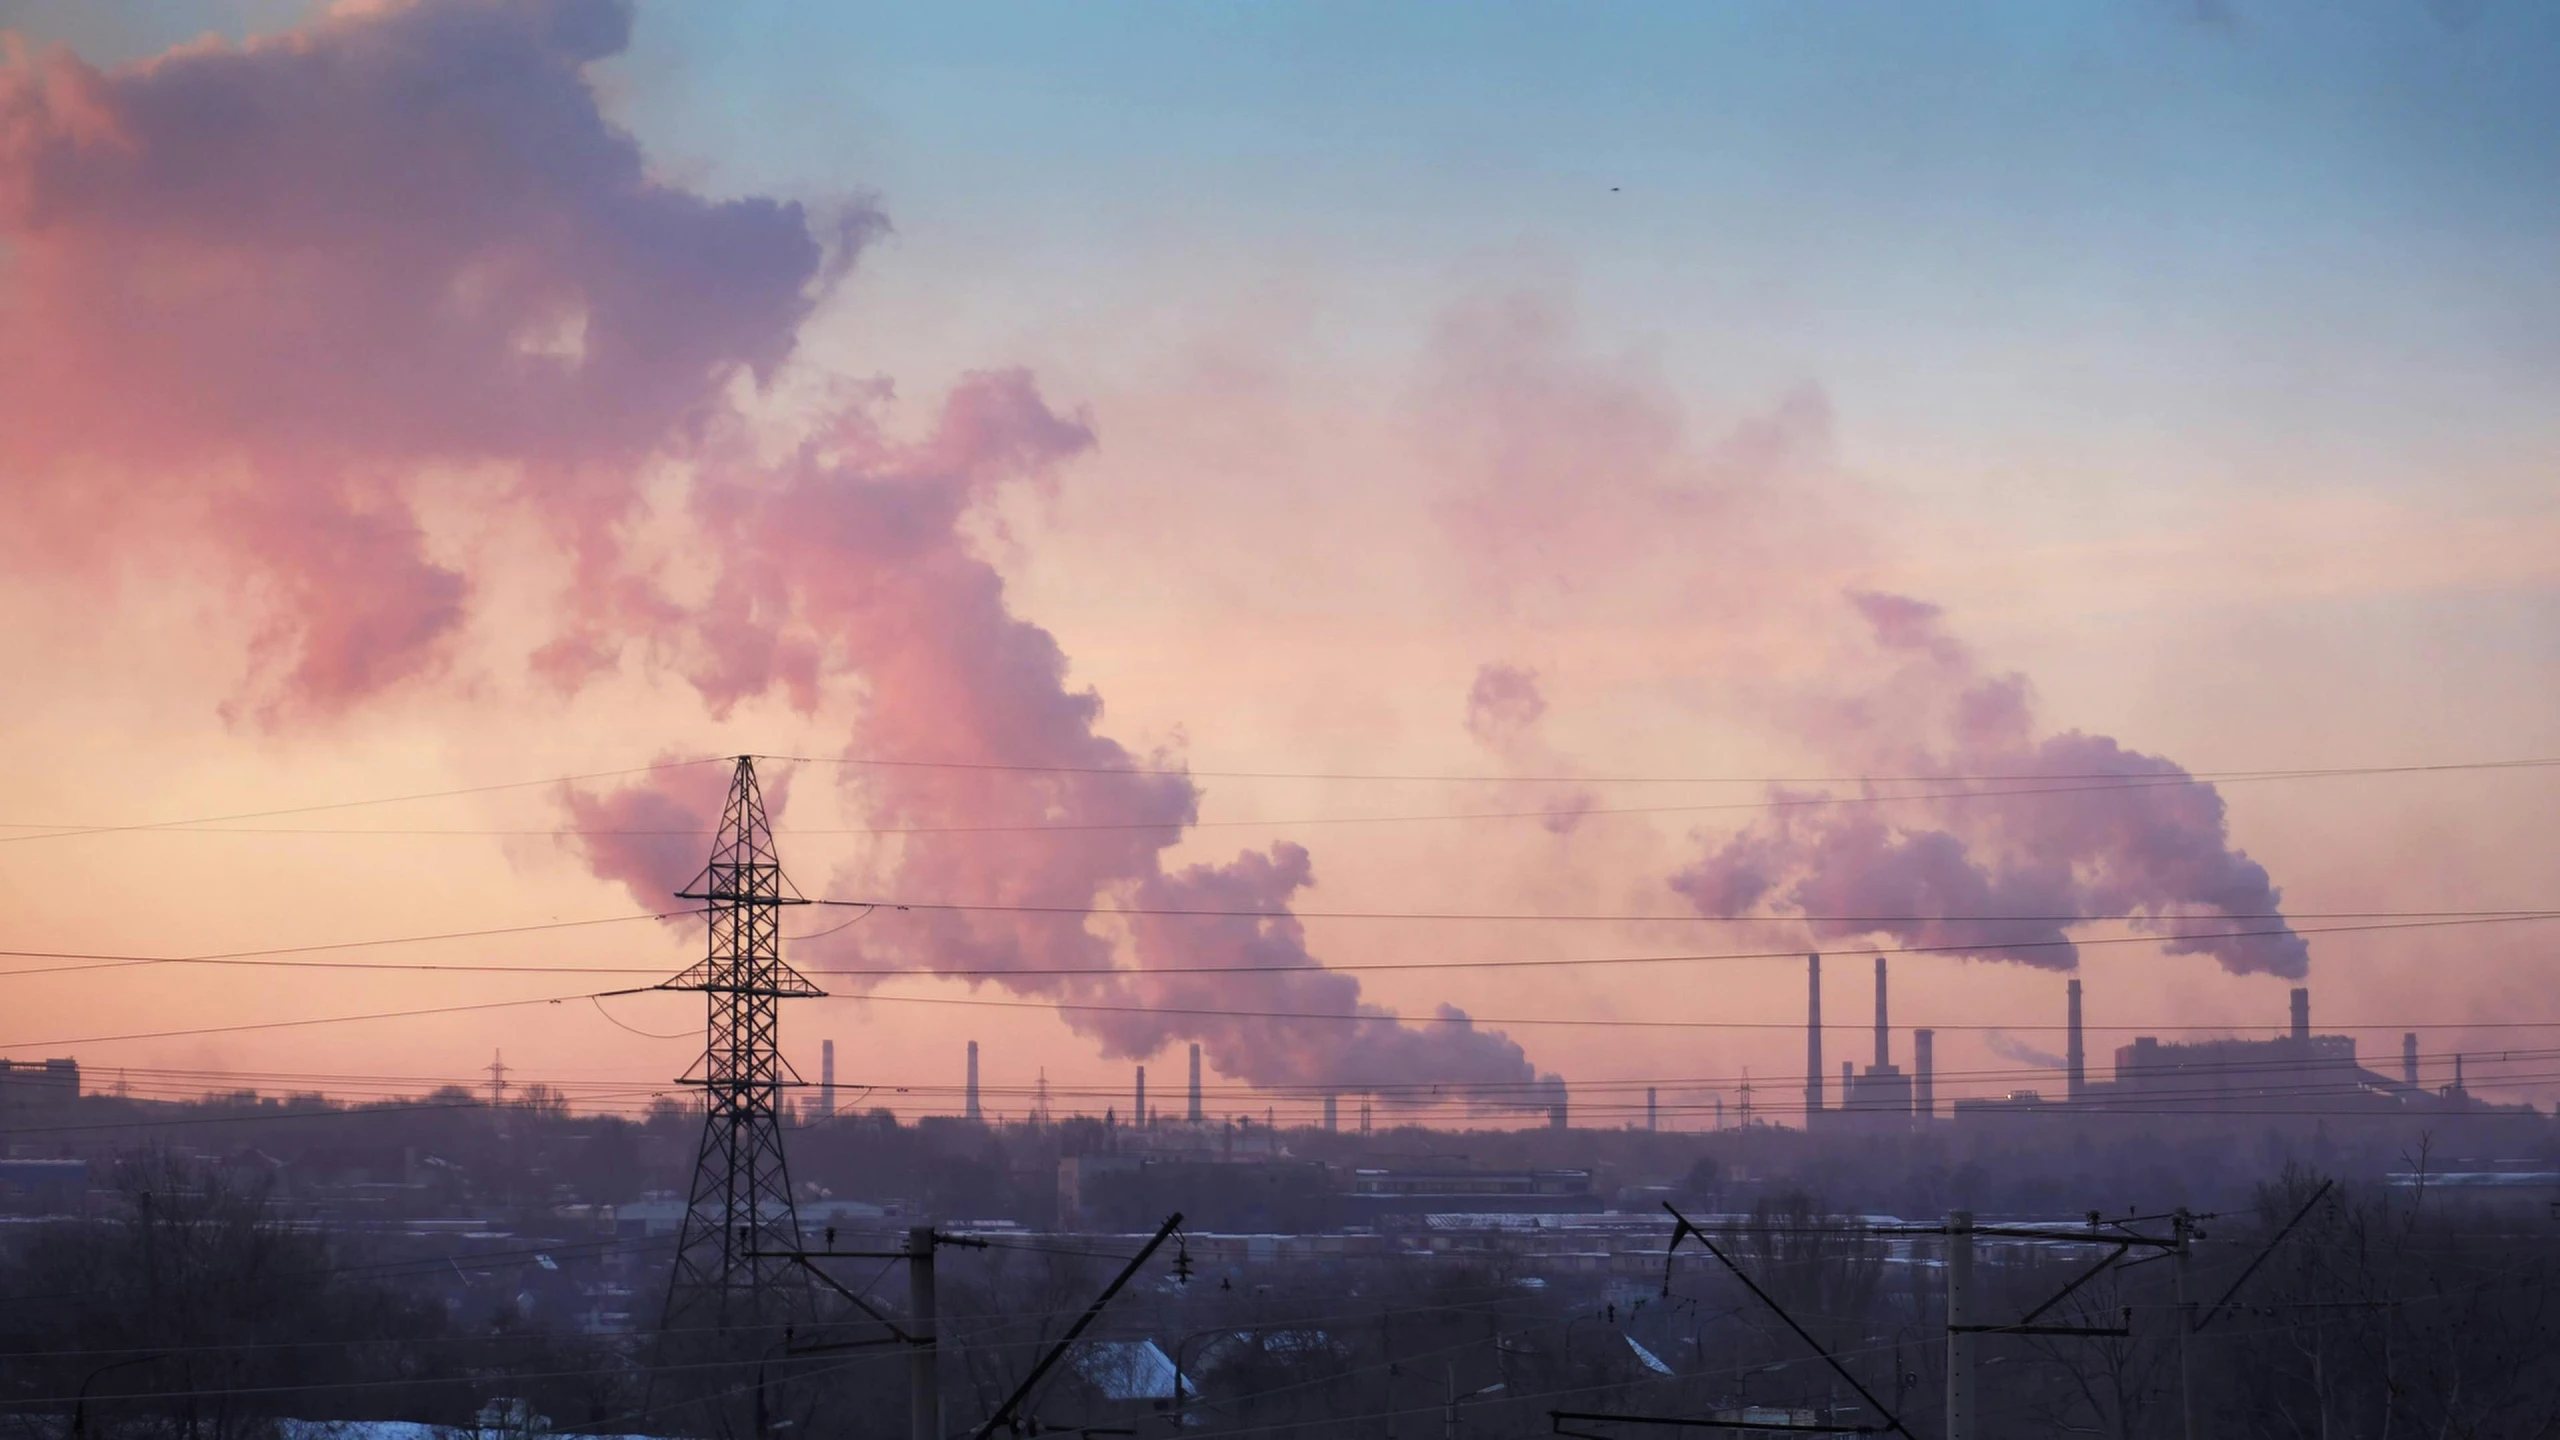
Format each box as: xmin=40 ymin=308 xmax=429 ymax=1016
xmin=1187 ymin=1042 xmax=1204 ymax=1122
xmin=1914 ymin=1029 xmax=1935 ymax=1118
xmin=2066 ymin=978 xmax=2086 ymax=1105
xmin=965 ymin=1039 xmax=982 ymax=1122
xmin=1873 ymin=955 xmax=1890 ymax=1069
xmin=2403 ymin=1033 xmax=2419 ymax=1089
xmin=1548 ymin=1077 xmax=1569 ymax=1131
xmin=1324 ymin=1094 xmax=1338 ymax=1132
xmin=1135 ymin=1065 xmax=1146 ymax=1129
xmin=2290 ymin=987 xmax=2310 ymax=1042
xmin=820 ymin=1038 xmax=835 ymax=1121
xmin=1805 ymin=953 xmax=1824 ymax=1120
xmin=1647 ymin=1086 xmax=1659 ymax=1132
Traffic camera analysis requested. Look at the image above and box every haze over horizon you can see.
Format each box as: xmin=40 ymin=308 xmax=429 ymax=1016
xmin=1 ymin=0 xmax=2554 ymax=1126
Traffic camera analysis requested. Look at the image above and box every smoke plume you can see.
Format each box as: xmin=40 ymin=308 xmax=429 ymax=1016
xmin=0 ymin=0 xmax=1543 ymax=1105
xmin=1416 ymin=296 xmax=2308 ymax=982
xmin=1671 ymin=592 xmax=2308 ymax=977
xmin=1982 ymin=1031 xmax=2067 ymax=1071
xmin=0 ymin=0 xmax=856 ymax=718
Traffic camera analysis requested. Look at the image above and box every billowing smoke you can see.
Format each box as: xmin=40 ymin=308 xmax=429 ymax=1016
xmin=1671 ymin=592 xmax=2307 ymax=977
xmin=569 ymin=375 xmax=1541 ymax=1099
xmin=0 ymin=0 xmax=1543 ymax=1105
xmin=1983 ymin=1031 xmax=2067 ymax=1071
xmin=0 ymin=0 xmax=855 ymax=719
xmin=1418 ymin=296 xmax=2308 ymax=982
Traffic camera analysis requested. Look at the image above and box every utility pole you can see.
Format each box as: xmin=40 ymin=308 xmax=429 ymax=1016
xmin=2174 ymin=1210 xmax=2199 ymax=1440
xmin=1945 ymin=1210 xmax=1975 ymax=1440
xmin=1444 ymin=1363 xmax=1458 ymax=1440
xmin=909 ymin=1225 xmax=938 ymax=1440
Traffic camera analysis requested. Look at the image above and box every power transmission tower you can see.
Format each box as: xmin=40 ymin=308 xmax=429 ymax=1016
xmin=657 ymin=756 xmax=825 ymax=1342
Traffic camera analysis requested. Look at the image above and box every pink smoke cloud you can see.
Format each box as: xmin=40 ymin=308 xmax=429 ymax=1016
xmin=2 ymin=0 xmax=1539 ymax=1102
xmin=0 ymin=0 xmax=857 ymax=716
xmin=568 ymin=370 xmax=1542 ymax=1100
xmin=1672 ymin=592 xmax=2309 ymax=977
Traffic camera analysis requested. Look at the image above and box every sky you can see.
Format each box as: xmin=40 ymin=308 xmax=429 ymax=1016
xmin=0 ymin=0 xmax=2554 ymax=1126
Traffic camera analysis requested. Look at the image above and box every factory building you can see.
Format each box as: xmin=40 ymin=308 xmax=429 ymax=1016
xmin=1798 ymin=952 xmax=2499 ymax=1126
xmin=1805 ymin=954 xmax=1930 ymax=1128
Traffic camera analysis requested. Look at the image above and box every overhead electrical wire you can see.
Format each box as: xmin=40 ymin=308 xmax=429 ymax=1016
xmin=0 ymin=909 xmax=693 ymax=977
xmin=2 ymin=752 xmax=2551 ymax=844
xmin=0 ymin=754 xmax=730 ymax=844
xmin=765 ymin=751 xmax=2560 ymax=787
xmin=22 ymin=761 xmax=2560 ymax=839
xmin=5 ymin=910 xmax=2557 ymax=985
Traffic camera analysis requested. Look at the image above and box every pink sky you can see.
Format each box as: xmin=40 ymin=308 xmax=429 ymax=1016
xmin=2 ymin=0 xmax=2555 ymax=1124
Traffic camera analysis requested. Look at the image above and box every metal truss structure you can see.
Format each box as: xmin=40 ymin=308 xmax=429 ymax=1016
xmin=658 ymin=756 xmax=824 ymax=1337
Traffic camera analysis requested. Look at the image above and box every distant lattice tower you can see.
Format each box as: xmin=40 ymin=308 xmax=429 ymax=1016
xmin=658 ymin=756 xmax=824 ymax=1338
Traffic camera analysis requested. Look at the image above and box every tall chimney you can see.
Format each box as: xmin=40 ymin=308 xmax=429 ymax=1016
xmin=965 ymin=1039 xmax=982 ymax=1122
xmin=2402 ymin=1033 xmax=2419 ymax=1088
xmin=1547 ymin=1076 xmax=1569 ymax=1131
xmin=1324 ymin=1094 xmax=1338 ymax=1132
xmin=1647 ymin=1086 xmax=1659 ymax=1132
xmin=1135 ymin=1065 xmax=1146 ymax=1129
xmin=2066 ymin=978 xmax=2086 ymax=1105
xmin=1187 ymin=1043 xmax=1204 ymax=1122
xmin=2290 ymin=987 xmax=2310 ymax=1042
xmin=820 ymin=1038 xmax=836 ymax=1121
xmin=1914 ymin=1029 xmax=1935 ymax=1118
xmin=1873 ymin=955 xmax=1891 ymax=1069
xmin=1805 ymin=953 xmax=1825 ymax=1120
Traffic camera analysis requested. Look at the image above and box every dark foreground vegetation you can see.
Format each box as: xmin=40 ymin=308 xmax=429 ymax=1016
xmin=6 ymin=1149 xmax=2560 ymax=1440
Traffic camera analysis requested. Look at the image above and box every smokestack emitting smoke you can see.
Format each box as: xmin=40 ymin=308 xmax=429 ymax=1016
xmin=820 ymin=1039 xmax=835 ymax=1121
xmin=2404 ymin=1033 xmax=2420 ymax=1088
xmin=1548 ymin=1077 xmax=1569 ymax=1131
xmin=2067 ymin=979 xmax=2086 ymax=1104
xmin=1187 ymin=1043 xmax=1204 ymax=1123
xmin=1914 ymin=1029 xmax=1935 ymax=1117
xmin=2291 ymin=987 xmax=2311 ymax=1042
xmin=965 ymin=1041 xmax=982 ymax=1123
xmin=1134 ymin=1065 xmax=1146 ymax=1128
xmin=1873 ymin=955 xmax=1890 ymax=1069
xmin=1806 ymin=953 xmax=1825 ymax=1119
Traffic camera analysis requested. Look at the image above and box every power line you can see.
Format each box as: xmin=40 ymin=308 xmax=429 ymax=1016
xmin=761 ymin=752 xmax=2560 ymax=787
xmin=6 ymin=753 xmax=2551 ymax=844
xmin=35 ymin=763 xmax=2560 ymax=839
xmin=0 ymin=755 xmax=729 ymax=844
xmin=823 ymin=901 xmax=2560 ymax=923
xmin=7 ymin=911 xmax=2553 ymax=983
xmin=0 ymin=986 xmax=643 ymax=1051
xmin=0 ymin=911 xmax=695 ymax=977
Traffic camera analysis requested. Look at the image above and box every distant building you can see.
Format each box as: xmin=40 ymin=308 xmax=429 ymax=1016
xmin=0 ymin=1057 xmax=78 ymax=1107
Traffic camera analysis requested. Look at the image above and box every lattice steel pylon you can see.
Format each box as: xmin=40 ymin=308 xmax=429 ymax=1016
xmin=657 ymin=756 xmax=824 ymax=1340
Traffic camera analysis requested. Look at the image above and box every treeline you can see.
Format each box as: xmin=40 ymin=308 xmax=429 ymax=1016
xmin=0 ymin=1154 xmax=634 ymax=1440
